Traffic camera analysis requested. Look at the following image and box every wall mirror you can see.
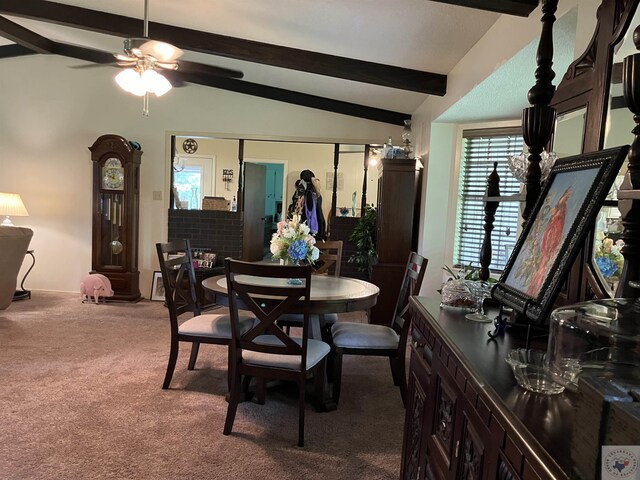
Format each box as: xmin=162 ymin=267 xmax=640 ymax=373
xmin=170 ymin=135 xmax=379 ymax=222
xmin=554 ymin=107 xmax=587 ymax=158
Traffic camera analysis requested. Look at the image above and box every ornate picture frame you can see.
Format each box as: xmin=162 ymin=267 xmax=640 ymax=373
xmin=492 ymin=145 xmax=629 ymax=323
xmin=150 ymin=271 xmax=165 ymax=302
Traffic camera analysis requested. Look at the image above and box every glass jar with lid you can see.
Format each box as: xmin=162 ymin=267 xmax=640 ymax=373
xmin=547 ymin=298 xmax=640 ymax=390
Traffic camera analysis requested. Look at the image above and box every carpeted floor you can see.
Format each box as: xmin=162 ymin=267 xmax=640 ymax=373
xmin=0 ymin=292 xmax=405 ymax=480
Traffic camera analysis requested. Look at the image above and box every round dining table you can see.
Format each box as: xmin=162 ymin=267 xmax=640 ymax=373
xmin=202 ymin=273 xmax=379 ymax=411
xmin=202 ymin=274 xmax=380 ymax=340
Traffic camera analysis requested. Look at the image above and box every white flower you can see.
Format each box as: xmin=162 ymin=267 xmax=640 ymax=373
xmin=310 ymin=246 xmax=319 ymax=261
xmin=270 ymin=238 xmax=285 ymax=255
xmin=300 ymin=223 xmax=310 ymax=236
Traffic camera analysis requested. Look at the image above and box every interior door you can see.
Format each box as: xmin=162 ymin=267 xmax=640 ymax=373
xmin=242 ymin=162 xmax=267 ymax=261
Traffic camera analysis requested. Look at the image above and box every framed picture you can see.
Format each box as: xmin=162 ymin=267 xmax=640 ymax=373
xmin=493 ymin=145 xmax=629 ymax=324
xmin=150 ymin=271 xmax=165 ymax=301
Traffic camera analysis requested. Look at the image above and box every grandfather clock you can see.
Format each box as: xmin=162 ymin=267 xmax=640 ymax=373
xmin=89 ymin=134 xmax=142 ymax=301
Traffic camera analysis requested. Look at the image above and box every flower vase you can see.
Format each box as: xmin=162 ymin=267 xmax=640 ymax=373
xmin=284 ymin=259 xmax=303 ymax=285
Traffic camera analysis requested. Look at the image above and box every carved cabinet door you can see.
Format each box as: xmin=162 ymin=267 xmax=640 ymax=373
xmin=428 ymin=356 xmax=462 ymax=479
xmin=402 ymin=351 xmax=431 ymax=480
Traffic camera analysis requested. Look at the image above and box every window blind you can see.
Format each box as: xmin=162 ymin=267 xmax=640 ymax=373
xmin=453 ymin=129 xmax=523 ymax=271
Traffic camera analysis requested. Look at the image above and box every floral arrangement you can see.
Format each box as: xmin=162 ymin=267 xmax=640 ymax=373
xmin=594 ymin=234 xmax=624 ymax=279
xmin=270 ymin=214 xmax=320 ymax=264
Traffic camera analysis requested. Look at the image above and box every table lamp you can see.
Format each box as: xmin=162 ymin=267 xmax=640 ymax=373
xmin=0 ymin=192 xmax=29 ymax=226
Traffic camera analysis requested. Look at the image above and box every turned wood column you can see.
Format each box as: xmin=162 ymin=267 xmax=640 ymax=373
xmin=361 ymin=144 xmax=370 ymax=213
xmin=616 ymin=25 xmax=640 ymax=297
xmin=330 ymin=144 xmax=339 ymax=226
xmin=480 ymin=163 xmax=500 ymax=280
xmin=522 ymin=0 xmax=558 ymax=222
xmin=237 ymin=139 xmax=244 ymax=212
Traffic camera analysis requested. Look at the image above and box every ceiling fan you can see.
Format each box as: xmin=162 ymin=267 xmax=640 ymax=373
xmin=112 ymin=0 xmax=242 ymax=115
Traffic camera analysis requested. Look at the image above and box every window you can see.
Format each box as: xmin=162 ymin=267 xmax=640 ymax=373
xmin=453 ymin=128 xmax=523 ymax=271
xmin=173 ymin=156 xmax=215 ymax=209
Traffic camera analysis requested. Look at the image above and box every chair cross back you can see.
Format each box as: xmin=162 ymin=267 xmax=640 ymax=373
xmin=313 ymin=240 xmax=343 ymax=277
xmin=392 ymin=252 xmax=427 ymax=333
xmin=225 ymin=260 xmax=313 ymax=358
xmin=156 ymin=240 xmax=201 ymax=320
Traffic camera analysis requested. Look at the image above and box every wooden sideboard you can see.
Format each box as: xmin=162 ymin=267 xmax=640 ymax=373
xmin=401 ymin=297 xmax=576 ymax=480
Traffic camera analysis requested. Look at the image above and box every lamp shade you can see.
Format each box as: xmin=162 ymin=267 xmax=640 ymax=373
xmin=0 ymin=192 xmax=29 ymax=226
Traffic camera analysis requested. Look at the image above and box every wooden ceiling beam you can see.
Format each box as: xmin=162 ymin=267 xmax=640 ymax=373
xmin=168 ymin=70 xmax=411 ymax=125
xmin=427 ymin=0 xmax=538 ymax=17
xmin=0 ymin=15 xmax=54 ymax=53
xmin=0 ymin=0 xmax=446 ymax=95
xmin=29 ymin=41 xmax=410 ymax=125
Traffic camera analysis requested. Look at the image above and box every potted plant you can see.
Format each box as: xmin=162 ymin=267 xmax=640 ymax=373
xmin=348 ymin=204 xmax=377 ymax=277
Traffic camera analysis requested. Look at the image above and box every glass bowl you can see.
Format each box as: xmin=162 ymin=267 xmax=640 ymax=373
xmin=505 ymin=349 xmax=565 ymax=395
xmin=440 ymin=279 xmax=475 ymax=311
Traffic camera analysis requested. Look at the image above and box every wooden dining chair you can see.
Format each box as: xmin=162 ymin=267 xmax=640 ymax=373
xmin=329 ymin=252 xmax=427 ymax=406
xmin=223 ymin=258 xmax=330 ymax=447
xmin=156 ymin=240 xmax=255 ymax=389
xmin=277 ymin=240 xmax=343 ymax=336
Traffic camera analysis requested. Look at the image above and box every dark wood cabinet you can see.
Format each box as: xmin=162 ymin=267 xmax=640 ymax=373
xmin=401 ymin=297 xmax=574 ymax=480
xmin=370 ymin=158 xmax=420 ymax=325
xmin=89 ymin=134 xmax=142 ymax=301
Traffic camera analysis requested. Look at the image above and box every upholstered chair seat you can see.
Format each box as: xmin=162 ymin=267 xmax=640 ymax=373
xmin=178 ymin=313 xmax=254 ymax=338
xmin=331 ymin=323 xmax=400 ymax=350
xmin=243 ymin=335 xmax=331 ymax=370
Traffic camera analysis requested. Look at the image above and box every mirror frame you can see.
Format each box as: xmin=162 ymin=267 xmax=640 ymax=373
xmin=550 ymin=0 xmax=640 ymax=303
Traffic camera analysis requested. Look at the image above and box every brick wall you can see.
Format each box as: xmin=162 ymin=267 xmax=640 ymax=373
xmin=168 ymin=210 xmax=244 ymax=263
xmin=329 ymin=216 xmax=368 ymax=280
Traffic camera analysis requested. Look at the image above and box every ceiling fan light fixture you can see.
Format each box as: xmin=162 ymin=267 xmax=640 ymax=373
xmin=143 ymin=41 xmax=183 ymax=63
xmin=116 ymin=68 xmax=146 ymax=96
xmin=115 ymin=68 xmax=172 ymax=97
xmin=141 ymin=69 xmax=172 ymax=96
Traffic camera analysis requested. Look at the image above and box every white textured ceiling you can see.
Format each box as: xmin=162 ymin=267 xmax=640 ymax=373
xmin=0 ymin=0 xmax=503 ymax=114
xmin=436 ymin=8 xmax=579 ymax=123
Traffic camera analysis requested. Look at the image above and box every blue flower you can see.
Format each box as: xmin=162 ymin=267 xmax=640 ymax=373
xmin=595 ymin=256 xmax=618 ymax=278
xmin=287 ymin=239 xmax=308 ymax=262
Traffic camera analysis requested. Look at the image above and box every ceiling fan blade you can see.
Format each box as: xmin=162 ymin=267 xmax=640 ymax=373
xmin=69 ymin=63 xmax=114 ymax=69
xmin=139 ymin=39 xmax=183 ymax=62
xmin=162 ymin=71 xmax=187 ymax=88
xmin=178 ymin=60 xmax=243 ymax=79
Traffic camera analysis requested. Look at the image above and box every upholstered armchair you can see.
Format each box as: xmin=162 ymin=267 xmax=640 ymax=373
xmin=0 ymin=226 xmax=33 ymax=310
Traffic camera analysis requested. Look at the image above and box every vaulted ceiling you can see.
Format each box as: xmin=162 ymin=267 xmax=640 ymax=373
xmin=0 ymin=0 xmax=538 ymax=125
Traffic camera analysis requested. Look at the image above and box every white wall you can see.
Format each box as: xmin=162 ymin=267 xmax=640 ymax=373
xmin=0 ymin=55 xmax=401 ymax=295
xmin=411 ymin=0 xmax=604 ymax=296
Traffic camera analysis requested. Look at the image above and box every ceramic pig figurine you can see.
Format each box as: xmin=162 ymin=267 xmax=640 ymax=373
xmin=80 ymin=274 xmax=114 ymax=304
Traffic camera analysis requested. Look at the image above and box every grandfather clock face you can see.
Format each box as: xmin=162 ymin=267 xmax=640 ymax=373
xmin=98 ymin=157 xmax=126 ymax=269
xmin=101 ymin=158 xmax=124 ymax=191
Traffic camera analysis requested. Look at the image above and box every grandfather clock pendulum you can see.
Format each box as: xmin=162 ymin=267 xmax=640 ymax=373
xmin=89 ymin=134 xmax=142 ymax=301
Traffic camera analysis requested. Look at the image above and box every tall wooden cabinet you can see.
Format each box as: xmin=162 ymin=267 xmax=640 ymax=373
xmin=89 ymin=135 xmax=142 ymax=301
xmin=369 ymin=157 xmax=420 ymax=325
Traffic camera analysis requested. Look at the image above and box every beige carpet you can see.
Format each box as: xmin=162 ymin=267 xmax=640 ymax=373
xmin=0 ymin=292 xmax=404 ymax=480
